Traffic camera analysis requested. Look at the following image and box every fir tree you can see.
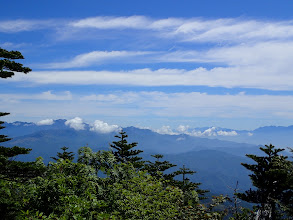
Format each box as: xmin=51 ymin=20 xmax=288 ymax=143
xmin=172 ymin=165 xmax=209 ymax=202
xmin=110 ymin=130 xmax=144 ymax=169
xmin=51 ymin=146 xmax=75 ymax=161
xmin=144 ymin=154 xmax=177 ymax=181
xmin=237 ymin=144 xmax=292 ymax=220
xmin=145 ymin=155 xmax=208 ymax=201
xmin=0 ymin=48 xmax=40 ymax=181
xmin=0 ymin=47 xmax=31 ymax=78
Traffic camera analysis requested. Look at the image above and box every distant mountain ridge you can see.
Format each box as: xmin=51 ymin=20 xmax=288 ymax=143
xmin=4 ymin=119 xmax=293 ymax=149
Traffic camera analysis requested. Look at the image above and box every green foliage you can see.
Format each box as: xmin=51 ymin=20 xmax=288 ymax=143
xmin=23 ymin=159 xmax=111 ymax=219
xmin=237 ymin=144 xmax=292 ymax=219
xmin=110 ymin=130 xmax=144 ymax=169
xmin=111 ymin=171 xmax=183 ymax=219
xmin=0 ymin=108 xmax=45 ymax=219
xmin=78 ymin=146 xmax=116 ymax=175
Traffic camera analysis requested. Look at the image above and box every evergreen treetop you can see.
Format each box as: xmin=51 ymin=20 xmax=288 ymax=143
xmin=110 ymin=130 xmax=144 ymax=169
xmin=237 ymin=144 xmax=292 ymax=219
xmin=0 ymin=47 xmax=31 ymax=78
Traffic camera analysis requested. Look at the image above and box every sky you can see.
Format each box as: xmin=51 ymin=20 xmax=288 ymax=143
xmin=1 ymin=0 xmax=293 ymax=131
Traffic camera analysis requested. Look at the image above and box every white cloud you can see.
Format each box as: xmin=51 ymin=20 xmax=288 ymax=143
xmin=70 ymin=16 xmax=293 ymax=43
xmin=3 ymin=16 xmax=293 ymax=44
xmin=3 ymin=90 xmax=293 ymax=122
xmin=10 ymin=54 xmax=293 ymax=90
xmin=155 ymin=125 xmax=238 ymax=137
xmin=155 ymin=125 xmax=178 ymax=135
xmin=217 ymin=130 xmax=238 ymax=136
xmin=248 ymin=132 xmax=254 ymax=136
xmin=44 ymin=51 xmax=155 ymax=69
xmin=65 ymin=117 xmax=85 ymax=130
xmin=182 ymin=127 xmax=238 ymax=137
xmin=190 ymin=127 xmax=217 ymax=137
xmin=36 ymin=119 xmax=54 ymax=126
xmin=0 ymin=19 xmax=61 ymax=33
xmin=177 ymin=125 xmax=189 ymax=133
xmin=90 ymin=120 xmax=120 ymax=133
xmin=3 ymin=91 xmax=293 ymax=120
xmin=0 ymin=91 xmax=72 ymax=101
xmin=71 ymin=16 xmax=151 ymax=30
xmin=176 ymin=137 xmax=186 ymax=141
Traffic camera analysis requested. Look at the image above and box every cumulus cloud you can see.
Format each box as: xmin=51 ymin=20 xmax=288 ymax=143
xmin=65 ymin=117 xmax=85 ymax=130
xmin=36 ymin=119 xmax=54 ymax=126
xmin=90 ymin=120 xmax=120 ymax=133
xmin=177 ymin=125 xmax=189 ymax=133
xmin=155 ymin=126 xmax=178 ymax=135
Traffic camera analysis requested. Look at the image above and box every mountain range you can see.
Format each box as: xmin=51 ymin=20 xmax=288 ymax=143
xmin=2 ymin=119 xmax=292 ymax=195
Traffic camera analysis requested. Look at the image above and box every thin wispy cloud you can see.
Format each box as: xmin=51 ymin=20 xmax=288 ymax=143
xmin=0 ymin=19 xmax=63 ymax=33
xmin=3 ymin=16 xmax=293 ymax=44
xmin=43 ymin=51 xmax=156 ymax=69
xmin=8 ymin=65 xmax=293 ymax=91
xmin=70 ymin=16 xmax=293 ymax=43
xmin=0 ymin=91 xmax=72 ymax=101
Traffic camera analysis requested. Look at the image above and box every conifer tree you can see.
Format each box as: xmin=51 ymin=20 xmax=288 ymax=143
xmin=0 ymin=48 xmax=39 ymax=181
xmin=0 ymin=47 xmax=31 ymax=78
xmin=172 ymin=165 xmax=209 ymax=202
xmin=237 ymin=144 xmax=292 ymax=220
xmin=145 ymin=155 xmax=208 ymax=201
xmin=144 ymin=154 xmax=177 ymax=181
xmin=51 ymin=146 xmax=75 ymax=161
xmin=110 ymin=130 xmax=144 ymax=169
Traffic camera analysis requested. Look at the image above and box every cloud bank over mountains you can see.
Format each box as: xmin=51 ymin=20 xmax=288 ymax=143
xmin=156 ymin=125 xmax=238 ymax=137
xmin=34 ymin=117 xmax=238 ymax=137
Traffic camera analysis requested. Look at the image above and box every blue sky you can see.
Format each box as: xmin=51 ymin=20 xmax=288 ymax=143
xmin=1 ymin=0 xmax=293 ymax=131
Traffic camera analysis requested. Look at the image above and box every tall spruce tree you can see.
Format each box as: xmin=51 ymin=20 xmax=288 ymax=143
xmin=110 ymin=130 xmax=144 ymax=169
xmin=237 ymin=144 xmax=292 ymax=220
